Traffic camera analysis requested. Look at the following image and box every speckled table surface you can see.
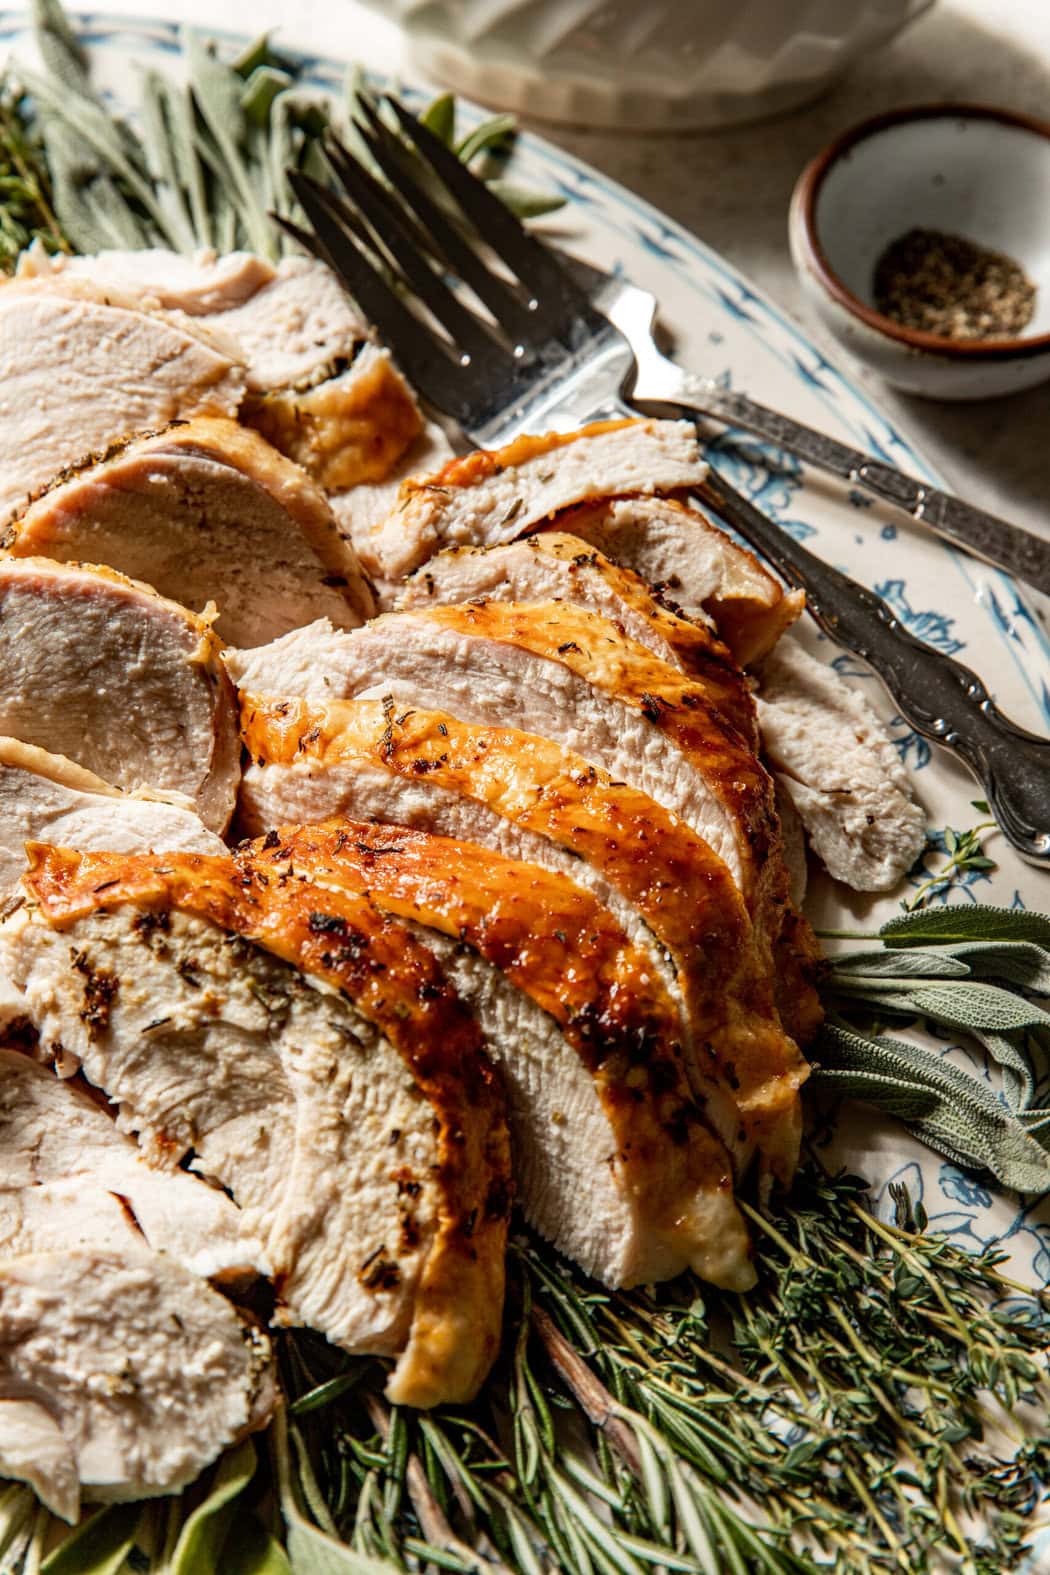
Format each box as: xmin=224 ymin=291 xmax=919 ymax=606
xmin=35 ymin=0 xmax=1050 ymax=555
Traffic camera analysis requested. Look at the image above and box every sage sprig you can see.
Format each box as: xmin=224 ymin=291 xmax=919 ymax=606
xmin=817 ymin=904 xmax=1050 ymax=1191
xmin=7 ymin=0 xmax=563 ymax=271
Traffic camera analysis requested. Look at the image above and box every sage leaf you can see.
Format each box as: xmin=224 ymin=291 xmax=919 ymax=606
xmin=420 ymin=92 xmax=455 ymax=146
xmin=456 ymin=113 xmax=515 ymax=165
xmin=881 ymin=905 xmax=1050 ymax=948
xmin=171 ymin=1439 xmax=258 ymax=1574
xmin=184 ymin=30 xmax=274 ymax=256
xmin=829 ymin=948 xmax=972 ymax=979
xmin=221 ymin=1509 xmax=293 ymax=1575
xmin=40 ymin=1503 xmax=140 ymax=1575
xmin=242 ymin=66 xmax=294 ymax=128
xmin=136 ymin=70 xmax=196 ymax=251
xmin=814 ymin=1023 xmax=1050 ymax=1193
xmin=484 ymin=178 xmax=567 ymax=218
xmin=32 ymin=0 xmax=91 ymax=97
xmin=232 ymin=33 xmax=282 ymax=81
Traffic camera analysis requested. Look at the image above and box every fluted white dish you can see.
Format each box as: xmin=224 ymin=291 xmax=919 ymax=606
xmin=366 ymin=0 xmax=934 ymax=130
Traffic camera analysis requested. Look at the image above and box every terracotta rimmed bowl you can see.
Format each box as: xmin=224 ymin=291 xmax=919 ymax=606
xmin=789 ymin=104 xmax=1050 ymax=400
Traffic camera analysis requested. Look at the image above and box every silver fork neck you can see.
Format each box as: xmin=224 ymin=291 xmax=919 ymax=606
xmin=471 ymin=326 xmax=636 ymax=447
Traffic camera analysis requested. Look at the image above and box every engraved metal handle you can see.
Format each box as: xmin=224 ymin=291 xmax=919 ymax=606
xmin=699 ymin=469 xmax=1050 ymax=867
xmin=667 ymin=379 xmax=1050 ymax=599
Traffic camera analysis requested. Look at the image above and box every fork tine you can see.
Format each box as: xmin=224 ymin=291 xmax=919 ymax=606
xmin=287 ymin=172 xmax=470 ymax=412
xmin=351 ymin=100 xmax=538 ymax=343
xmin=384 ymin=96 xmax=592 ymax=312
xmin=323 ymin=134 xmax=516 ymax=369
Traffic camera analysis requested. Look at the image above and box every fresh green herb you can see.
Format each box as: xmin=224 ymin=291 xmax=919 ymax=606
xmin=815 ymin=904 xmax=1050 ymax=1190
xmin=0 ymin=82 xmax=68 ymax=270
xmin=903 ymin=816 xmax=998 ymax=912
xmin=10 ymin=0 xmax=563 ymax=266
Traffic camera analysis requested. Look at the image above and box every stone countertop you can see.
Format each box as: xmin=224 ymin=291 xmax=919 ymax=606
xmin=23 ymin=0 xmax=1050 ymax=552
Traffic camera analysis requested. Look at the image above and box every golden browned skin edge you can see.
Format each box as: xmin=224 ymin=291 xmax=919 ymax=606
xmin=241 ymin=694 xmax=810 ymax=1179
xmin=552 ymin=493 xmax=805 ymax=669
xmin=390 ymin=421 xmax=802 ymax=667
xmin=242 ymin=351 xmax=422 ymax=491
xmin=241 ymin=820 xmax=756 ymax=1291
xmin=417 ymin=600 xmax=823 ymax=1056
xmin=22 ymin=842 xmax=511 ymax=1408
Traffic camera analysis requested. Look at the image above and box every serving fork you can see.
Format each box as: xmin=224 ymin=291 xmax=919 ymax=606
xmin=283 ymin=102 xmax=1050 ymax=867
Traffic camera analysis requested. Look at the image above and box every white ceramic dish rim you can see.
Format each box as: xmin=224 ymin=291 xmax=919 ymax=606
xmin=793 ymin=100 xmax=1050 ymax=359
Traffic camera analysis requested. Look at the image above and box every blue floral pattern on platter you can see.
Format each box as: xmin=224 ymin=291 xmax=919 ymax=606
xmin=2 ymin=26 xmax=1049 ymax=1536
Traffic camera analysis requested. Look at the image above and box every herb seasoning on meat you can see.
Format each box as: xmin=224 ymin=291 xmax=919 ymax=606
xmin=873 ymin=226 xmax=1037 ymax=340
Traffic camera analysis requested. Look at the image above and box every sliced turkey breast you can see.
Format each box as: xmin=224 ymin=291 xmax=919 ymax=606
xmin=16 ymin=243 xmax=277 ymax=314
xmin=0 ymin=1047 xmax=268 ymax=1280
xmin=203 ymin=253 xmax=369 ymax=393
xmin=755 ymin=638 xmax=927 ymax=891
xmin=240 ymin=694 xmax=806 ymax=1179
xmin=0 ymin=737 xmax=223 ymax=904
xmin=242 ymin=821 xmax=753 ymax=1291
xmin=6 ymin=418 xmax=374 ymax=644
xmin=228 ymin=604 xmax=821 ymax=1093
xmin=0 ymin=1247 xmax=274 ymax=1522
xmin=330 ymin=421 xmax=456 ymax=590
xmin=0 ymin=559 xmax=240 ymax=832
xmin=396 ymin=532 xmax=756 ymax=744
xmin=230 ymin=603 xmax=766 ymax=902
xmin=365 ymin=419 xmax=709 ymax=582
xmin=243 ymin=343 xmax=422 ymax=494
xmin=0 ymin=277 xmax=245 ymax=523
xmin=3 ymin=844 xmax=510 ymax=1407
xmin=546 ymin=494 xmax=804 ymax=667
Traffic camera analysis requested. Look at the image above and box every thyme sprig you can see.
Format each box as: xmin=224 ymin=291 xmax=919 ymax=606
xmin=242 ymin=1168 xmax=1050 ymax=1575
xmin=903 ymin=805 xmax=998 ymax=912
xmin=0 ymin=85 xmax=68 ymax=271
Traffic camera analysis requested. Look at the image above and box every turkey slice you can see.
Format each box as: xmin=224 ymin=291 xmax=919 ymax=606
xmin=0 ymin=1248 xmax=274 ymax=1522
xmin=0 ymin=559 xmax=240 ymax=833
xmin=2 ymin=844 xmax=510 ymax=1408
xmin=242 ymin=821 xmax=755 ymax=1292
xmin=6 ymin=418 xmax=374 ymax=645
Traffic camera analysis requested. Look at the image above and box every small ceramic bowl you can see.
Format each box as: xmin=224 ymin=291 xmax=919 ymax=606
xmin=789 ymin=104 xmax=1050 ymax=400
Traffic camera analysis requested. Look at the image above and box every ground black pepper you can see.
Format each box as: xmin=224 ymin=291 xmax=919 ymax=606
xmin=872 ymin=226 xmax=1036 ymax=340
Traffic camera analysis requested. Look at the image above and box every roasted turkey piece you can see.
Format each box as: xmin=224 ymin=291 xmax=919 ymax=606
xmin=0 ymin=1046 xmax=268 ymax=1281
xmin=227 ymin=598 xmax=822 ymax=1085
xmin=15 ymin=247 xmax=423 ymax=491
xmin=0 ymin=276 xmax=244 ymax=524
xmin=2 ymin=843 xmax=511 ymax=1407
xmin=0 ymin=1247 xmax=274 ymax=1523
xmin=0 ymin=736 xmax=223 ymax=909
xmin=240 ymin=820 xmax=755 ymax=1292
xmin=239 ymin=693 xmax=807 ymax=1182
xmin=365 ymin=419 xmax=803 ymax=665
xmin=0 ymin=558 xmax=240 ymax=833
xmin=395 ymin=531 xmax=757 ymax=744
xmin=5 ymin=418 xmax=375 ymax=646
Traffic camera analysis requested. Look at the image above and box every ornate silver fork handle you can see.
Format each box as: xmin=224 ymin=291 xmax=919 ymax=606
xmin=645 ymin=377 xmax=1050 ymax=598
xmin=699 ymin=468 xmax=1050 ymax=865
